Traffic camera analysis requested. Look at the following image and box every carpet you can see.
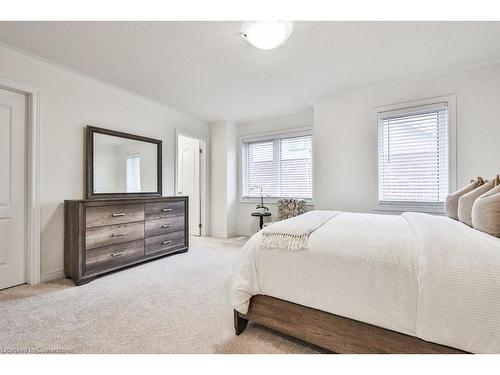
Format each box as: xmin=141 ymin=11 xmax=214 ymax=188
xmin=0 ymin=236 xmax=322 ymax=354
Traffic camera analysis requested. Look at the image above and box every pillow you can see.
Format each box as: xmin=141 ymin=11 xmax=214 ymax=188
xmin=458 ymin=177 xmax=498 ymax=226
xmin=471 ymin=183 xmax=500 ymax=237
xmin=445 ymin=177 xmax=484 ymax=220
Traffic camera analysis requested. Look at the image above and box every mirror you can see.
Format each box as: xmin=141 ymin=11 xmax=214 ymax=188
xmin=86 ymin=126 xmax=162 ymax=199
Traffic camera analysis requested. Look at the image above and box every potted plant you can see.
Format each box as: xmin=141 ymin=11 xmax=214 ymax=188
xmin=249 ymin=185 xmax=270 ymax=212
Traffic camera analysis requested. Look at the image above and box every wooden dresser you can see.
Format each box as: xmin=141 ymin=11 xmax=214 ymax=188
xmin=64 ymin=196 xmax=188 ymax=285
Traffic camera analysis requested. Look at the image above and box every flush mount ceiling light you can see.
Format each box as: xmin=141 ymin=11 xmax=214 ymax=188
xmin=241 ymin=21 xmax=294 ymax=50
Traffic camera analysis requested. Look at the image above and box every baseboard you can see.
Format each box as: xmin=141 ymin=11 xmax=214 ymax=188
xmin=226 ymin=231 xmax=240 ymax=238
xmin=237 ymin=229 xmax=254 ymax=237
xmin=40 ymin=270 xmax=65 ymax=283
xmin=209 ymin=230 xmax=241 ymax=239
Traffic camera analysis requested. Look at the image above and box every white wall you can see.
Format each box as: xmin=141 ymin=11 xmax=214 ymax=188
xmin=115 ymin=141 xmax=158 ymax=192
xmin=313 ymin=63 xmax=500 ymax=212
xmin=236 ymin=110 xmax=314 ymax=236
xmin=93 ymin=145 xmax=119 ymax=193
xmin=0 ymin=45 xmax=209 ymax=280
xmin=226 ymin=123 xmax=238 ymax=237
xmin=209 ymin=121 xmax=238 ymax=238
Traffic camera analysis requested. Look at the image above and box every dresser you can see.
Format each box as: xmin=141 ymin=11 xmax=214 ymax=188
xmin=64 ymin=196 xmax=188 ymax=285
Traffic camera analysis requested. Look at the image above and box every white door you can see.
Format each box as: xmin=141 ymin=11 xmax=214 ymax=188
xmin=0 ymin=88 xmax=26 ymax=290
xmin=177 ymin=134 xmax=201 ymax=236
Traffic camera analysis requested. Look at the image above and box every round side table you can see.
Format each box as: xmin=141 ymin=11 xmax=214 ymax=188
xmin=251 ymin=211 xmax=272 ymax=230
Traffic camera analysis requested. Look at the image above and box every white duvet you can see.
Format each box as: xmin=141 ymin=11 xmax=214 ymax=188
xmin=228 ymin=211 xmax=500 ymax=353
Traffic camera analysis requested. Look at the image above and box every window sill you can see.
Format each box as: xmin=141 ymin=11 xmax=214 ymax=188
xmin=240 ymin=198 xmax=315 ymax=206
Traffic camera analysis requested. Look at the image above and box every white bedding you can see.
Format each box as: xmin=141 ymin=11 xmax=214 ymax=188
xmin=228 ymin=211 xmax=500 ymax=353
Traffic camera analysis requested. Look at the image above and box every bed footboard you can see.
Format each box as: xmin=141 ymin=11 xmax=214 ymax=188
xmin=234 ymin=295 xmax=467 ymax=354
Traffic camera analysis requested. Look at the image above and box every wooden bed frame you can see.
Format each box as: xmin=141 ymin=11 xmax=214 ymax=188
xmin=234 ymin=295 xmax=467 ymax=354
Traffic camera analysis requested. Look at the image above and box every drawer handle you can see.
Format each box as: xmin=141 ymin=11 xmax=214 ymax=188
xmin=162 ymin=208 xmax=172 ymax=212
xmin=112 ymin=213 xmax=126 ymax=217
xmin=110 ymin=251 xmax=125 ymax=257
xmin=161 ymin=224 xmax=171 ymax=228
xmin=162 ymin=240 xmax=172 ymax=245
xmin=111 ymin=233 xmax=125 ymax=237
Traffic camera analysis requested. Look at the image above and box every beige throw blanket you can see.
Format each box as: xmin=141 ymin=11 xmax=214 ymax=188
xmin=261 ymin=210 xmax=339 ymax=251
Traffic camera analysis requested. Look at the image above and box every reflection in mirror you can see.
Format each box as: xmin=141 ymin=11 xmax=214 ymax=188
xmin=93 ymin=133 xmax=158 ymax=194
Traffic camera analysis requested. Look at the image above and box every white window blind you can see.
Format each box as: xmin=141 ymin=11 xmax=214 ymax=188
xmin=242 ymin=133 xmax=313 ymax=199
xmin=377 ymin=102 xmax=448 ymax=209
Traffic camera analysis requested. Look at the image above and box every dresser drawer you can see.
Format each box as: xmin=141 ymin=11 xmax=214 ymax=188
xmin=85 ymin=239 xmax=144 ymax=272
xmin=86 ymin=204 xmax=144 ymax=228
xmin=85 ymin=222 xmax=144 ymax=250
xmin=145 ymin=200 xmax=185 ymax=220
xmin=145 ymin=231 xmax=185 ymax=255
xmin=145 ymin=216 xmax=185 ymax=237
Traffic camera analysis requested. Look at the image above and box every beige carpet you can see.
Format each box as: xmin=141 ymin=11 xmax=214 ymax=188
xmin=0 ymin=236 xmax=323 ymax=354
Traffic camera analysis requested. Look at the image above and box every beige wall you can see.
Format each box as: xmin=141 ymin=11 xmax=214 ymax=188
xmin=0 ymin=45 xmax=209 ymax=280
xmin=313 ymin=63 xmax=500 ymax=212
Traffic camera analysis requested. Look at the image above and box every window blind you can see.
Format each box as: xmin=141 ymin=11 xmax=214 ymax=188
xmin=242 ymin=133 xmax=312 ymax=199
xmin=377 ymin=102 xmax=448 ymax=208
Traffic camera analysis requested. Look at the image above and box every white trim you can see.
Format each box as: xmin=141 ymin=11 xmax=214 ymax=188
xmin=0 ymin=76 xmax=41 ymax=285
xmin=40 ymin=270 xmax=65 ymax=283
xmin=240 ymin=198 xmax=315 ymax=206
xmin=377 ymin=102 xmax=448 ymax=120
xmin=241 ymin=126 xmax=312 ymax=143
xmin=373 ymin=94 xmax=457 ymax=213
xmin=174 ymin=129 xmax=208 ymax=237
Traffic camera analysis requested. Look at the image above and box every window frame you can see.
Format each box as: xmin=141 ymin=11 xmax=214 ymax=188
xmin=239 ymin=127 xmax=314 ymax=204
xmin=374 ymin=95 xmax=457 ymax=214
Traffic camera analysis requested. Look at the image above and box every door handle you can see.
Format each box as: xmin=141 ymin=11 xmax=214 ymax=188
xmin=162 ymin=208 xmax=172 ymax=212
xmin=112 ymin=213 xmax=126 ymax=217
xmin=161 ymin=224 xmax=171 ymax=228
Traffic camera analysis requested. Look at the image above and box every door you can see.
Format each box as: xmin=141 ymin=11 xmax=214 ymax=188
xmin=177 ymin=134 xmax=201 ymax=236
xmin=0 ymin=88 xmax=26 ymax=289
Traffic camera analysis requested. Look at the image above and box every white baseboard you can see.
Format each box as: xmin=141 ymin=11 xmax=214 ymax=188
xmin=40 ymin=270 xmax=65 ymax=283
xmin=226 ymin=231 xmax=240 ymax=238
xmin=209 ymin=231 xmax=243 ymax=239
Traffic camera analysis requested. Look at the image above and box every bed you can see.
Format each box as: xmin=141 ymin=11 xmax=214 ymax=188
xmin=228 ymin=211 xmax=500 ymax=353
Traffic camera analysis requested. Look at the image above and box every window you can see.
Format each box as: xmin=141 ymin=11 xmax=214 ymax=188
xmin=241 ymin=131 xmax=313 ymax=199
xmin=377 ymin=102 xmax=450 ymax=211
xmin=126 ymin=153 xmax=141 ymax=192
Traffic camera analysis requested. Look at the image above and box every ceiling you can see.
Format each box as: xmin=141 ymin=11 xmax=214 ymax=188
xmin=1 ymin=21 xmax=500 ymax=122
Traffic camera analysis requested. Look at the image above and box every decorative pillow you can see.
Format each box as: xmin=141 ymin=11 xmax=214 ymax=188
xmin=277 ymin=199 xmax=306 ymax=221
xmin=471 ymin=183 xmax=500 ymax=237
xmin=458 ymin=177 xmax=498 ymax=226
xmin=445 ymin=178 xmax=484 ymax=220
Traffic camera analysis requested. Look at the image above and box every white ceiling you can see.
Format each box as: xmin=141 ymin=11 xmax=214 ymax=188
xmin=1 ymin=21 xmax=500 ymax=122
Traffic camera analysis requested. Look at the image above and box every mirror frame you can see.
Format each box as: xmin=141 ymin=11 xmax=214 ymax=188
xmin=86 ymin=126 xmax=162 ymax=199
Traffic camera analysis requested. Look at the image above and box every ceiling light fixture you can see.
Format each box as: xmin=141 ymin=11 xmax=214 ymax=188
xmin=241 ymin=21 xmax=293 ymax=50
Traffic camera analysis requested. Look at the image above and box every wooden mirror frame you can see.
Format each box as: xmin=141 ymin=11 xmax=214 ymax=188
xmin=86 ymin=126 xmax=162 ymax=199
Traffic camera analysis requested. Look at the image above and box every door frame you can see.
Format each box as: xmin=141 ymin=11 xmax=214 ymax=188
xmin=0 ymin=76 xmax=41 ymax=285
xmin=174 ymin=129 xmax=207 ymax=236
